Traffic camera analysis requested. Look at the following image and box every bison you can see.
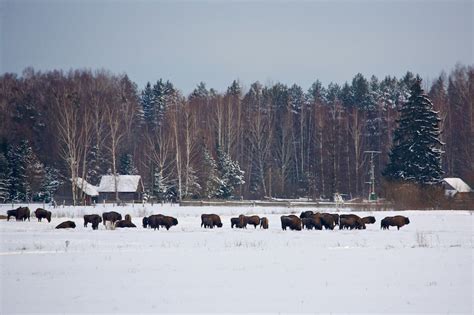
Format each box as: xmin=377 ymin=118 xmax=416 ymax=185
xmin=281 ymin=215 xmax=302 ymax=231
xmin=124 ymin=214 xmax=132 ymax=222
xmin=339 ymin=216 xmax=365 ymax=230
xmin=319 ymin=213 xmax=336 ymax=230
xmin=361 ymin=216 xmax=376 ymax=225
xmin=55 ymin=221 xmax=76 ymax=229
xmin=245 ymin=215 xmax=260 ymax=228
xmin=302 ymin=216 xmax=322 ymax=230
xmin=201 ymin=214 xmax=222 ymax=229
xmin=230 ymin=217 xmax=240 ymax=228
xmin=35 ymin=208 xmax=52 ymax=222
xmin=300 ymin=211 xmax=314 ymax=219
xmin=114 ymin=220 xmax=137 ymax=228
xmin=6 ymin=209 xmax=18 ymax=221
xmin=381 ymin=216 xmax=410 ymax=230
xmin=145 ymin=214 xmax=178 ymax=230
xmin=260 ymin=217 xmax=269 ymax=229
xmin=16 ymin=207 xmax=30 ymax=221
xmin=84 ymin=214 xmax=102 ymax=230
xmin=102 ymin=211 xmax=122 ymax=226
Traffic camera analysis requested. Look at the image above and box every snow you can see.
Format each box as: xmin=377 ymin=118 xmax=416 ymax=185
xmin=74 ymin=177 xmax=99 ymax=196
xmin=0 ymin=204 xmax=472 ymax=313
xmin=98 ymin=175 xmax=141 ymax=193
xmin=443 ymin=177 xmax=472 ymax=193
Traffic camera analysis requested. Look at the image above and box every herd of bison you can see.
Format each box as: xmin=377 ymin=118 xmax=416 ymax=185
xmin=4 ymin=207 xmax=410 ymax=231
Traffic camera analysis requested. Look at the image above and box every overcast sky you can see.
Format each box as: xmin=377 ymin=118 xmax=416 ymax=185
xmin=1 ymin=0 xmax=472 ymax=94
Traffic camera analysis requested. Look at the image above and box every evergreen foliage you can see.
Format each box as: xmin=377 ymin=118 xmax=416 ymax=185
xmin=383 ymin=77 xmax=444 ymax=184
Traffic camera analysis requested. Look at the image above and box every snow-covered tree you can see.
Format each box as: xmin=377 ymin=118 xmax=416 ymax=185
xmin=141 ymin=82 xmax=154 ymax=127
xmin=202 ymin=149 xmax=220 ymax=198
xmin=152 ymin=171 xmax=168 ymax=201
xmin=118 ymin=153 xmax=138 ymax=175
xmin=39 ymin=166 xmax=62 ymax=202
xmin=183 ymin=166 xmax=201 ymax=199
xmin=0 ymin=152 xmax=11 ymax=202
xmin=383 ymin=77 xmax=444 ymax=184
xmin=215 ymin=147 xmax=245 ymax=199
xmin=7 ymin=140 xmax=37 ymax=201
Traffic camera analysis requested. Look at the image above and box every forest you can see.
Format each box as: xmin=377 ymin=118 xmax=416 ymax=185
xmin=0 ymin=64 xmax=472 ymax=204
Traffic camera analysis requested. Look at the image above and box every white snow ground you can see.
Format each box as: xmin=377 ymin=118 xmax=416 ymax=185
xmin=0 ymin=204 xmax=472 ymax=314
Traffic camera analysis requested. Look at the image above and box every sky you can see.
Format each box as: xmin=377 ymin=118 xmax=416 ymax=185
xmin=1 ymin=0 xmax=472 ymax=94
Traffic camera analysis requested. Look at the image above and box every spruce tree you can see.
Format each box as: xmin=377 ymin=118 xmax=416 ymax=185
xmin=7 ymin=140 xmax=36 ymax=201
xmin=39 ymin=166 xmax=62 ymax=202
xmin=0 ymin=152 xmax=11 ymax=202
xmin=119 ymin=153 xmax=137 ymax=175
xmin=203 ymin=149 xmax=220 ymax=199
xmin=141 ymin=82 xmax=154 ymax=127
xmin=383 ymin=77 xmax=443 ymax=184
xmin=215 ymin=147 xmax=245 ymax=199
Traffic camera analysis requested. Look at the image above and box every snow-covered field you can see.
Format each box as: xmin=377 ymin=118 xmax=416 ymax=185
xmin=1 ymin=204 xmax=472 ymax=314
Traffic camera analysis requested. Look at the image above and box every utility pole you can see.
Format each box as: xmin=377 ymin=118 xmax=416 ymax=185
xmin=364 ymin=151 xmax=381 ymax=202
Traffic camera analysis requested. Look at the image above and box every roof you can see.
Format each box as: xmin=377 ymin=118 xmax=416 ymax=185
xmin=443 ymin=178 xmax=472 ymax=193
xmin=74 ymin=178 xmax=99 ymax=196
xmin=98 ymin=175 xmax=142 ymax=193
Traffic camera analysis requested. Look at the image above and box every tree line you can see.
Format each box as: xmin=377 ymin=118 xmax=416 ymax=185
xmin=0 ymin=65 xmax=472 ymax=204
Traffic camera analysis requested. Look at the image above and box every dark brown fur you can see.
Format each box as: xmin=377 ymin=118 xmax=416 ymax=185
xmin=281 ymin=215 xmax=302 ymax=231
xmin=6 ymin=209 xmax=18 ymax=221
xmin=35 ymin=208 xmax=52 ymax=222
xmin=114 ymin=220 xmax=137 ymax=228
xmin=300 ymin=211 xmax=314 ymax=219
xmin=339 ymin=216 xmax=365 ymax=230
xmin=16 ymin=207 xmax=30 ymax=221
xmin=381 ymin=216 xmax=410 ymax=230
xmin=260 ymin=217 xmax=269 ymax=229
xmin=245 ymin=215 xmax=260 ymax=228
xmin=84 ymin=214 xmax=102 ymax=230
xmin=201 ymin=214 xmax=222 ymax=228
xmin=55 ymin=221 xmax=76 ymax=229
xmin=230 ymin=217 xmax=239 ymax=228
xmin=361 ymin=216 xmax=376 ymax=224
xmin=102 ymin=211 xmax=122 ymax=225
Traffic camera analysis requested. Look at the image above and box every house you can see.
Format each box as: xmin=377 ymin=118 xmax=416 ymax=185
xmin=75 ymin=175 xmax=144 ymax=204
xmin=442 ymin=178 xmax=472 ymax=197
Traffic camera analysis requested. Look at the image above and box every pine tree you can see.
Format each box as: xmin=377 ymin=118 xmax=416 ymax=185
xmin=383 ymin=77 xmax=444 ymax=184
xmin=118 ymin=153 xmax=138 ymax=175
xmin=141 ymin=82 xmax=154 ymax=127
xmin=215 ymin=147 xmax=245 ymax=199
xmin=152 ymin=171 xmax=168 ymax=201
xmin=39 ymin=166 xmax=62 ymax=202
xmin=0 ymin=152 xmax=11 ymax=202
xmin=7 ymin=140 xmax=36 ymax=201
xmin=203 ymin=149 xmax=220 ymax=199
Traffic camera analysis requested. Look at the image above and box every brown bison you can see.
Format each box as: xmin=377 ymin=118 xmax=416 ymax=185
xmin=245 ymin=215 xmax=260 ymax=228
xmin=55 ymin=221 xmax=76 ymax=229
xmin=361 ymin=216 xmax=376 ymax=225
xmin=114 ymin=220 xmax=137 ymax=228
xmin=143 ymin=214 xmax=178 ymax=230
xmin=84 ymin=214 xmax=102 ymax=230
xmin=339 ymin=216 xmax=365 ymax=230
xmin=201 ymin=214 xmax=222 ymax=228
xmin=125 ymin=214 xmax=132 ymax=222
xmin=319 ymin=213 xmax=336 ymax=230
xmin=302 ymin=216 xmax=323 ymax=230
xmin=329 ymin=213 xmax=340 ymax=226
xmin=260 ymin=217 xmax=269 ymax=229
xmin=35 ymin=208 xmax=52 ymax=222
xmin=102 ymin=211 xmax=122 ymax=226
xmin=15 ymin=207 xmax=30 ymax=221
xmin=281 ymin=215 xmax=302 ymax=231
xmin=6 ymin=209 xmax=18 ymax=221
xmin=300 ymin=211 xmax=314 ymax=219
xmin=230 ymin=217 xmax=240 ymax=228
xmin=381 ymin=216 xmax=410 ymax=230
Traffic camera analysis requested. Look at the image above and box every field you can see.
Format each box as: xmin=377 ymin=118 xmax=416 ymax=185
xmin=0 ymin=204 xmax=472 ymax=314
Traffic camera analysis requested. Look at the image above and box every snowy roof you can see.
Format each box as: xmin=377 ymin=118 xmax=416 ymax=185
xmin=98 ymin=175 xmax=142 ymax=193
xmin=75 ymin=178 xmax=99 ymax=196
xmin=443 ymin=178 xmax=472 ymax=193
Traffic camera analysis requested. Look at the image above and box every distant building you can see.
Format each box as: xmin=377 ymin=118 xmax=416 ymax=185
xmin=442 ymin=178 xmax=472 ymax=197
xmin=75 ymin=175 xmax=144 ymax=204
